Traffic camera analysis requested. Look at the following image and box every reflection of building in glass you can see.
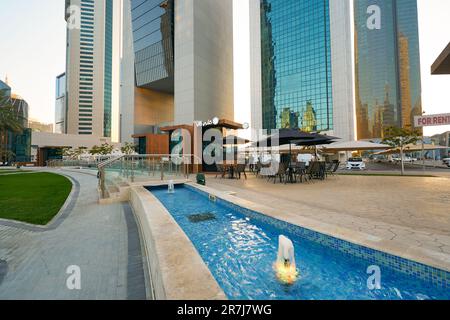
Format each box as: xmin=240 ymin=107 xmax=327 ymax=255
xmin=0 ymin=79 xmax=31 ymax=163
xmin=354 ymin=0 xmax=422 ymax=139
xmin=302 ymin=102 xmax=318 ymax=133
xmin=260 ymin=0 xmax=333 ymax=132
xmin=257 ymin=0 xmax=354 ymax=140
xmin=260 ymin=0 xmax=276 ymax=131
xmin=398 ymin=33 xmax=412 ymax=129
xmin=55 ymin=73 xmax=66 ymax=134
xmin=121 ymin=0 xmax=235 ymax=143
xmin=131 ymin=0 xmax=174 ymax=91
xmin=280 ymin=108 xmax=299 ymax=129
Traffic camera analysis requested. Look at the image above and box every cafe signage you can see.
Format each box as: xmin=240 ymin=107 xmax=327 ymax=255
xmin=195 ymin=117 xmax=220 ymax=127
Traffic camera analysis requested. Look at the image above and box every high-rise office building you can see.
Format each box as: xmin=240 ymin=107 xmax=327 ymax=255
xmin=354 ymin=0 xmax=422 ymax=139
xmin=55 ymin=73 xmax=66 ymax=134
xmin=65 ymin=0 xmax=120 ymax=139
xmin=120 ymin=0 xmax=234 ymax=142
xmin=250 ymin=0 xmax=355 ymax=140
xmin=0 ymin=78 xmax=11 ymax=96
xmin=0 ymin=79 xmax=31 ymax=163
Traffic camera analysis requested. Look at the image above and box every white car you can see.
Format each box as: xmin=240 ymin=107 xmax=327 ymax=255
xmin=443 ymin=158 xmax=450 ymax=167
xmin=392 ymin=156 xmax=416 ymax=163
xmin=346 ymin=158 xmax=366 ymax=170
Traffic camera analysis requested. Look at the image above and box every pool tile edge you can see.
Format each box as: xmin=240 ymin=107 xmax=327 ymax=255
xmin=186 ymin=183 xmax=450 ymax=288
xmin=130 ymin=186 xmax=227 ymax=300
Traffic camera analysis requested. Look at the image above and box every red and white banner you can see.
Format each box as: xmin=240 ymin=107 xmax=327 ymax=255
xmin=414 ymin=113 xmax=450 ymax=127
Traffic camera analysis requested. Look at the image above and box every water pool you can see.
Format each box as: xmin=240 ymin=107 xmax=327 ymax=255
xmin=148 ymin=185 xmax=450 ymax=300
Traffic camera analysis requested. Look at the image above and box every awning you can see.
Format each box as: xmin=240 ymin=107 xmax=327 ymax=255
xmin=374 ymin=144 xmax=449 ymax=155
xmin=431 ymin=42 xmax=450 ymax=75
xmin=319 ymin=140 xmax=391 ymax=152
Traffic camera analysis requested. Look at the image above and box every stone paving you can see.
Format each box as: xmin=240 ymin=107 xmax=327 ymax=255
xmin=0 ymin=169 xmax=147 ymax=300
xmin=206 ymin=173 xmax=450 ymax=265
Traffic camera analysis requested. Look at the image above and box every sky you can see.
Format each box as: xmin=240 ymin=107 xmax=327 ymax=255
xmin=0 ymin=0 xmax=449 ymax=136
xmin=0 ymin=0 xmax=66 ymax=124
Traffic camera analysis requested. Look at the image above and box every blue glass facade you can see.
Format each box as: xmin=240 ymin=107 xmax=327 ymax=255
xmin=0 ymin=90 xmax=31 ymax=164
xmin=104 ymin=0 xmax=113 ymax=137
xmin=354 ymin=0 xmax=422 ymax=139
xmin=260 ymin=0 xmax=333 ymax=132
xmin=55 ymin=73 xmax=66 ymax=134
xmin=0 ymin=80 xmax=11 ymax=96
xmin=131 ymin=0 xmax=174 ymax=92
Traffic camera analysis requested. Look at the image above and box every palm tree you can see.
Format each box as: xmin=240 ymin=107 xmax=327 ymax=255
xmin=0 ymin=90 xmax=24 ymax=165
xmin=0 ymin=90 xmax=23 ymax=133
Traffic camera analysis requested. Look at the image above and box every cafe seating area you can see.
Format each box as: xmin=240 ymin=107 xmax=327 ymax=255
xmin=250 ymin=159 xmax=340 ymax=184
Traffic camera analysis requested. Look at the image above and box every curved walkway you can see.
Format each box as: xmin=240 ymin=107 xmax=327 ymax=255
xmin=0 ymin=169 xmax=148 ymax=300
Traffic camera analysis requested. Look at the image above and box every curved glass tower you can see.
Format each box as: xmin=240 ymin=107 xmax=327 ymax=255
xmin=131 ymin=0 xmax=174 ymax=92
xmin=354 ymin=0 xmax=422 ymax=139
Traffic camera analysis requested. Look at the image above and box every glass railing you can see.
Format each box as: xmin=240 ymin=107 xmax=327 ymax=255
xmin=98 ymin=154 xmax=201 ymax=199
xmin=47 ymin=156 xmax=117 ymax=168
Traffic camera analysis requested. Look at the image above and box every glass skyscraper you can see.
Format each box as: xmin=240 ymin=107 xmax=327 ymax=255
xmin=104 ymin=0 xmax=113 ymax=137
xmin=354 ymin=0 xmax=422 ymax=139
xmin=260 ymin=0 xmax=334 ymax=132
xmin=131 ymin=0 xmax=174 ymax=92
xmin=55 ymin=73 xmax=66 ymax=134
xmin=65 ymin=0 xmax=117 ymax=138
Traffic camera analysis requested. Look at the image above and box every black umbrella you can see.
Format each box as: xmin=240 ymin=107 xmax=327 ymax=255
xmin=253 ymin=129 xmax=318 ymax=147
xmin=254 ymin=129 xmax=341 ymax=165
xmin=293 ymin=135 xmax=338 ymax=160
xmin=293 ymin=138 xmax=336 ymax=146
xmin=223 ymin=135 xmax=250 ymax=145
xmin=292 ymin=133 xmax=339 ymax=146
xmin=254 ymin=129 xmax=320 ymax=166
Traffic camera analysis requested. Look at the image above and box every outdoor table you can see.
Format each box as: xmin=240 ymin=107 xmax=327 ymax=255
xmin=222 ymin=162 xmax=238 ymax=179
xmin=287 ymin=163 xmax=305 ymax=183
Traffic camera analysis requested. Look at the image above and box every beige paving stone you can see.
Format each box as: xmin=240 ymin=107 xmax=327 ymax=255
xmin=205 ymin=174 xmax=450 ymax=270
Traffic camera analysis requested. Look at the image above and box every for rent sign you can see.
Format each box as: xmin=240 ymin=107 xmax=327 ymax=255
xmin=414 ymin=113 xmax=450 ymax=127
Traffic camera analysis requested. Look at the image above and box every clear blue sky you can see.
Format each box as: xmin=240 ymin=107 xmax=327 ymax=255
xmin=0 ymin=0 xmax=66 ymax=124
xmin=0 ymin=0 xmax=449 ymax=135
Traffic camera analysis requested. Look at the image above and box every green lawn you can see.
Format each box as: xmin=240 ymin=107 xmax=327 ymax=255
xmin=0 ymin=172 xmax=72 ymax=225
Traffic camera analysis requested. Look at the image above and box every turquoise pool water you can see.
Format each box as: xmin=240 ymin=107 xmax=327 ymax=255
xmin=148 ymin=185 xmax=450 ymax=300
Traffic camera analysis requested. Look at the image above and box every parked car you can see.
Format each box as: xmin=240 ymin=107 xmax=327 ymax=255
xmin=443 ymin=158 xmax=450 ymax=167
xmin=346 ymin=157 xmax=366 ymax=170
xmin=392 ymin=156 xmax=416 ymax=163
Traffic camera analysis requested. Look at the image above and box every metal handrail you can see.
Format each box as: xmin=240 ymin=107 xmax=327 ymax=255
xmin=98 ymin=154 xmax=202 ymax=199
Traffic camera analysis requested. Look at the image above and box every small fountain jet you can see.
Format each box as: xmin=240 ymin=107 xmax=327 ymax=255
xmin=274 ymin=235 xmax=298 ymax=285
xmin=168 ymin=180 xmax=175 ymax=194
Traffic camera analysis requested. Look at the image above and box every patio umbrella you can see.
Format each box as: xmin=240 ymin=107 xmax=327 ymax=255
xmin=319 ymin=140 xmax=391 ymax=152
xmin=292 ymin=137 xmax=337 ymax=146
xmin=253 ymin=129 xmax=319 ymax=148
xmin=223 ymin=135 xmax=250 ymax=145
xmin=254 ymin=129 xmax=339 ymax=164
xmin=293 ymin=136 xmax=338 ymax=160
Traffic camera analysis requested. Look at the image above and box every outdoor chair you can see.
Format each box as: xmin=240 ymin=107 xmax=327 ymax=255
xmin=216 ymin=164 xmax=226 ymax=179
xmin=254 ymin=162 xmax=262 ymax=177
xmin=268 ymin=162 xmax=287 ymax=184
xmin=294 ymin=162 xmax=307 ymax=183
xmin=326 ymin=161 xmax=340 ymax=177
xmin=235 ymin=164 xmax=247 ymax=180
xmin=308 ymin=161 xmax=325 ymax=181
